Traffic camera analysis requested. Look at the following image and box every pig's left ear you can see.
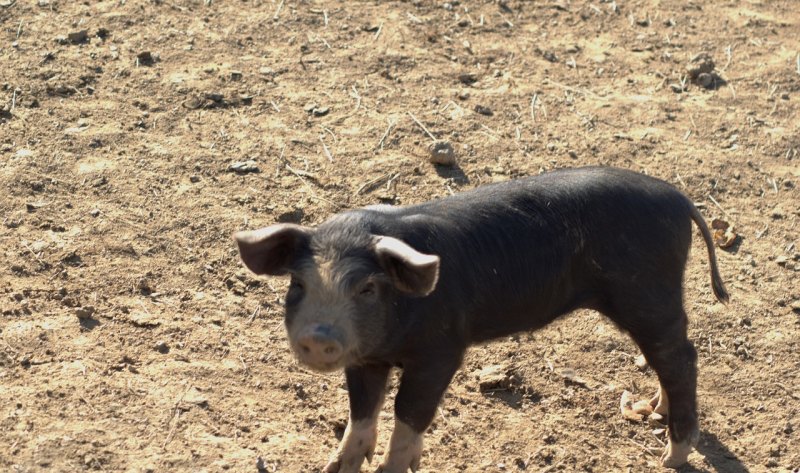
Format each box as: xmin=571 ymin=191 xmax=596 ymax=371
xmin=374 ymin=236 xmax=440 ymax=296
xmin=234 ymin=224 xmax=312 ymax=275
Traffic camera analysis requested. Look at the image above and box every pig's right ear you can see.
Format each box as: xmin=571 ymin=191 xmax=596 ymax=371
xmin=234 ymin=224 xmax=312 ymax=276
xmin=374 ymin=236 xmax=440 ymax=296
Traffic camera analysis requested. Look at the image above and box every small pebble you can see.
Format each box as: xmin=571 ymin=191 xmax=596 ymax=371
xmin=67 ymin=30 xmax=89 ymax=44
xmin=154 ymin=341 xmax=170 ymax=354
xmin=75 ymin=306 xmax=95 ymax=320
xmin=696 ymin=72 xmax=714 ymax=88
xmin=458 ymin=73 xmax=478 ymax=86
xmin=474 ymin=105 xmax=493 ymax=116
xmin=428 ymin=141 xmax=456 ymax=166
xmin=228 ymin=161 xmax=260 ymax=174
xmin=136 ymin=51 xmax=155 ymax=66
xmin=686 ymin=52 xmax=715 ymax=80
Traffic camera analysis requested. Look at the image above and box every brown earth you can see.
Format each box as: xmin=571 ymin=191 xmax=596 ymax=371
xmin=1 ymin=0 xmax=799 ymax=472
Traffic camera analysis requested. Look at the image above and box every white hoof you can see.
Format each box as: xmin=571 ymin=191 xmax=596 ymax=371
xmin=376 ymin=419 xmax=423 ymax=473
xmin=323 ymin=419 xmax=378 ymax=473
xmin=650 ymin=386 xmax=669 ymax=417
xmin=660 ymin=437 xmax=693 ymax=468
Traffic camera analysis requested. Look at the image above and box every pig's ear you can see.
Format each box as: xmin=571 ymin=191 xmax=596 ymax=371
xmin=234 ymin=224 xmax=312 ymax=275
xmin=374 ymin=236 xmax=440 ymax=296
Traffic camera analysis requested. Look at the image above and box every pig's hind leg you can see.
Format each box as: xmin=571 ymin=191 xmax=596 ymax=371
xmin=608 ymin=295 xmax=699 ymax=469
xmin=324 ymin=364 xmax=391 ymax=473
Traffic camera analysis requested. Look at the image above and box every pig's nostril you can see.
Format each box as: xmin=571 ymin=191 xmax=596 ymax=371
xmin=300 ymin=344 xmax=311 ymax=354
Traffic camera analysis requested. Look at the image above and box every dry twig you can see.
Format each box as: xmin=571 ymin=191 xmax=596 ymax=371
xmin=407 ymin=112 xmax=436 ymax=141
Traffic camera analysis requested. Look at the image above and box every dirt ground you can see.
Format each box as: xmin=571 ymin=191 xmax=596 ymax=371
xmin=1 ymin=0 xmax=799 ymax=472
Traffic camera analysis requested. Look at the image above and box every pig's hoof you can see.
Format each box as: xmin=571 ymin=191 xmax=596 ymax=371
xmin=323 ymin=421 xmax=378 ymax=473
xmin=324 ymin=448 xmax=374 ymax=473
xmin=375 ymin=427 xmax=423 ymax=473
xmin=375 ymin=455 xmax=421 ymax=473
xmin=660 ymin=437 xmax=694 ymax=469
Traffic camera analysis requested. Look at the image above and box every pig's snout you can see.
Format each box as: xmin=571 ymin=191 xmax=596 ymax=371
xmin=294 ymin=324 xmax=345 ymax=370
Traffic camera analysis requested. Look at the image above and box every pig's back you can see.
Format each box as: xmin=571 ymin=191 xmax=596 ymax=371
xmin=366 ymin=167 xmax=695 ymax=343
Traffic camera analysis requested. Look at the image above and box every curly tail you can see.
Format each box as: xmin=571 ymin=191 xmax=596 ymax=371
xmin=689 ymin=204 xmax=730 ymax=303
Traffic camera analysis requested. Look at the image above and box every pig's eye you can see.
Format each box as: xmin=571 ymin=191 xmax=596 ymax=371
xmin=286 ymin=278 xmax=305 ymax=306
xmin=358 ymin=282 xmax=376 ymax=297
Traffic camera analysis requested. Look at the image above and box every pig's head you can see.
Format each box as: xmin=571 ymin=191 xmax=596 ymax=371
xmin=234 ymin=217 xmax=440 ymax=372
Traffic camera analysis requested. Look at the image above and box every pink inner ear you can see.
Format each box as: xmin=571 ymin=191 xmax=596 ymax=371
xmin=374 ymin=236 xmax=440 ymax=296
xmin=374 ymin=236 xmax=439 ymax=267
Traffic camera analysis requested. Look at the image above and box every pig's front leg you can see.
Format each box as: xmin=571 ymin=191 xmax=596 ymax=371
xmin=324 ymin=364 xmax=391 ymax=473
xmin=377 ymin=356 xmax=462 ymax=473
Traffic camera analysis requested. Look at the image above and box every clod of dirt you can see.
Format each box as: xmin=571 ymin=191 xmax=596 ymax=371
xmin=276 ymin=208 xmax=304 ymax=223
xmin=75 ymin=306 xmax=95 ymax=320
xmin=89 ymin=208 xmax=100 ymax=217
xmin=696 ymin=72 xmax=714 ymax=88
xmin=458 ymin=73 xmax=478 ymax=86
xmin=25 ymin=201 xmax=45 ymax=212
xmin=428 ymin=140 xmax=456 ymax=166
xmin=474 ymin=363 xmax=521 ymax=391
xmin=711 ymin=218 xmax=738 ymax=249
xmin=303 ymin=101 xmax=329 ymax=116
xmin=541 ymin=50 xmax=558 ymax=63
xmin=154 ymin=341 xmax=169 ymax=354
xmin=687 ymin=53 xmax=715 ymax=79
xmin=183 ymin=387 xmax=209 ymax=409
xmin=16 ymin=148 xmax=34 ymax=158
xmin=228 ymin=160 xmax=260 ymax=174
xmin=182 ymin=96 xmax=205 ymax=110
xmin=127 ymin=311 xmax=160 ymax=328
xmin=230 ymin=70 xmax=243 ymax=81
xmin=474 ymin=105 xmax=493 ymax=116
xmin=96 ymin=28 xmax=110 ymax=40
xmin=136 ymin=51 xmax=155 ymax=66
xmin=559 ymin=367 xmax=593 ymax=389
xmin=770 ymin=205 xmax=785 ymax=219
xmin=66 ymin=30 xmax=89 ymax=44
xmin=686 ymin=53 xmax=721 ymax=89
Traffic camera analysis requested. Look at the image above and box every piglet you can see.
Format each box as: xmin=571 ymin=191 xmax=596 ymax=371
xmin=235 ymin=166 xmax=728 ymax=471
